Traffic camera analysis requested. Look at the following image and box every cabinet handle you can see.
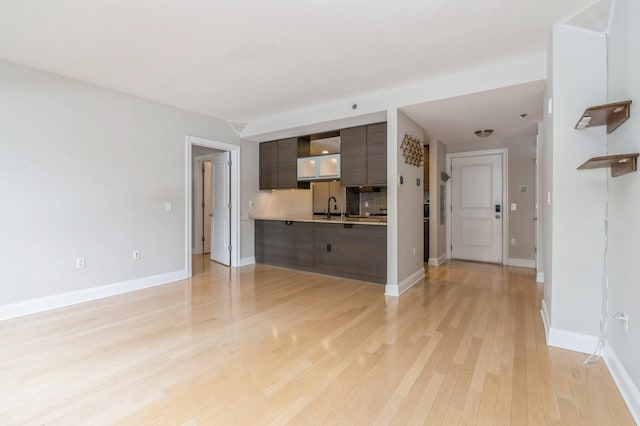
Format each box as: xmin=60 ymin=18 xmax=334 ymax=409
xmin=343 ymin=224 xmax=353 ymax=228
xmin=285 ymin=221 xmax=294 ymax=225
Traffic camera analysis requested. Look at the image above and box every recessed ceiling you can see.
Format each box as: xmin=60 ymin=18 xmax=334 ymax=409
xmin=0 ymin=0 xmax=592 ymax=123
xmin=401 ymin=81 xmax=545 ymax=144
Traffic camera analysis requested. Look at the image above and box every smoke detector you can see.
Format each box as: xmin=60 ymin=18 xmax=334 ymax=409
xmin=474 ymin=129 xmax=494 ymax=138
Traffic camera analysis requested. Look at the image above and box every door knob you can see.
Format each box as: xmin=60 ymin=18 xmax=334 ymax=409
xmin=495 ymin=214 xmax=501 ymax=219
xmin=209 ymin=213 xmax=213 ymax=217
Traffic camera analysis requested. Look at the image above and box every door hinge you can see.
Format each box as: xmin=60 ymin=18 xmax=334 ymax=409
xmin=227 ymin=160 xmax=232 ymax=166
xmin=201 ymin=236 xmax=205 ymax=242
xmin=450 ymin=245 xmax=453 ymax=252
xmin=201 ymin=166 xmax=205 ymax=174
xmin=534 ymin=246 xmax=537 ymax=253
xmin=228 ymin=202 xmax=232 ymax=209
xmin=450 ymin=205 xmax=453 ymax=212
xmin=201 ymin=202 xmax=205 ymax=208
xmin=228 ymin=244 xmax=232 ymax=251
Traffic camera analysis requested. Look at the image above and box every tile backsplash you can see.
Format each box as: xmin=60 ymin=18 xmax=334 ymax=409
xmin=345 ymin=187 xmax=387 ymax=216
xmin=359 ymin=189 xmax=387 ymax=215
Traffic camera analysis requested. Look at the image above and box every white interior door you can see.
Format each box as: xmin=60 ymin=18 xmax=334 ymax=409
xmin=210 ymin=152 xmax=230 ymax=266
xmin=451 ymin=154 xmax=503 ymax=263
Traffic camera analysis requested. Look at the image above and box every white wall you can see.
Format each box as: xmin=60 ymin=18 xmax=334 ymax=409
xmin=429 ymin=139 xmax=448 ymax=262
xmin=541 ymin=40 xmax=554 ymax=312
xmin=0 ymin=59 xmax=257 ymax=306
xmin=542 ymin=25 xmax=608 ymax=341
xmin=396 ymin=110 xmax=426 ymax=284
xmin=605 ymin=0 xmax=640 ymax=401
xmin=447 ymin=136 xmax=537 ymax=263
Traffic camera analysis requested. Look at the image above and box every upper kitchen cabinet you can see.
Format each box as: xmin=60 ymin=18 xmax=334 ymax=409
xmin=340 ymin=122 xmax=387 ymax=187
xmin=366 ymin=123 xmax=387 ymax=185
xmin=259 ymin=137 xmax=310 ymax=190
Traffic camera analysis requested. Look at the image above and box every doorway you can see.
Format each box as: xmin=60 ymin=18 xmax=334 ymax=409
xmin=193 ymin=158 xmax=212 ymax=255
xmin=446 ymin=149 xmax=508 ymax=264
xmin=186 ymin=136 xmax=240 ymax=276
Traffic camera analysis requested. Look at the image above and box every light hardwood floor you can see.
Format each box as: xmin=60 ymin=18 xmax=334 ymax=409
xmin=0 ymin=257 xmax=634 ymax=425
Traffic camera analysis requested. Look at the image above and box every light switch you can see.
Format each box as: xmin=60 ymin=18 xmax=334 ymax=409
xmin=511 ymin=203 xmax=517 ymax=211
xmin=165 ymin=202 xmax=173 ymax=212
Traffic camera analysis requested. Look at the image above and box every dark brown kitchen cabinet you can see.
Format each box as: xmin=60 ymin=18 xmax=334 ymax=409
xmin=366 ymin=123 xmax=387 ymax=185
xmin=259 ymin=141 xmax=278 ymax=190
xmin=340 ymin=126 xmax=367 ymax=186
xmin=254 ymin=219 xmax=387 ymax=284
xmin=259 ymin=137 xmax=310 ymax=190
xmin=255 ymin=220 xmax=313 ymax=268
xmin=340 ymin=122 xmax=387 ymax=187
xmin=313 ymin=223 xmax=386 ymax=283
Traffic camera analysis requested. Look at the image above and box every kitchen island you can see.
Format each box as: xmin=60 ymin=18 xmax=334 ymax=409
xmin=253 ymin=216 xmax=387 ymax=284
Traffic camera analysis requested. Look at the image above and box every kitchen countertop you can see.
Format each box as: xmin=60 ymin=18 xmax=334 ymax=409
xmin=251 ymin=215 xmax=387 ymax=226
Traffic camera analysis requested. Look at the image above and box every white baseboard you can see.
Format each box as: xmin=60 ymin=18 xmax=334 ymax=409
xmin=604 ymin=341 xmax=640 ymax=424
xmin=427 ymin=253 xmax=447 ymax=267
xmin=385 ymin=267 xmax=426 ymax=297
xmin=548 ymin=328 xmax=599 ymax=354
xmin=540 ymin=300 xmax=599 ymax=354
xmin=0 ymin=270 xmax=187 ymax=321
xmin=240 ymin=256 xmax=256 ymax=266
xmin=536 ymin=271 xmax=544 ymax=283
xmin=507 ymin=258 xmax=535 ymax=269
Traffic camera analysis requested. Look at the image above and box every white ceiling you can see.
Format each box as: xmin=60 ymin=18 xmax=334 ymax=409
xmin=402 ymin=80 xmax=545 ymax=145
xmin=0 ymin=0 xmax=594 ymax=124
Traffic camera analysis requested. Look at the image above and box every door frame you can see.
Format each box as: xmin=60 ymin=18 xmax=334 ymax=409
xmin=445 ymin=148 xmax=509 ymax=265
xmin=185 ymin=136 xmax=240 ymax=275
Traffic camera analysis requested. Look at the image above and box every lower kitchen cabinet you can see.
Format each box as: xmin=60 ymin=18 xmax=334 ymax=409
xmin=254 ymin=220 xmax=387 ymax=284
xmin=313 ymin=223 xmax=386 ymax=283
xmin=255 ymin=220 xmax=314 ymax=268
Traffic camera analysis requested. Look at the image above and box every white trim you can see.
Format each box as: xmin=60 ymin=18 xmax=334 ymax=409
xmin=536 ymin=272 xmax=544 ymax=283
xmin=240 ymin=256 xmax=256 ymax=266
xmin=428 ymin=253 xmax=448 ymax=267
xmin=604 ymin=341 xmax=640 ymax=424
xmin=540 ymin=299 xmax=551 ymax=342
xmin=540 ymin=300 xmax=599 ymax=354
xmin=445 ymin=149 xmax=509 ymax=265
xmin=186 ymin=136 xmax=241 ymax=277
xmin=385 ymin=267 xmax=425 ymax=297
xmin=548 ymin=328 xmax=599 ymax=355
xmin=0 ymin=270 xmax=187 ymax=321
xmin=507 ymin=258 xmax=536 ymax=269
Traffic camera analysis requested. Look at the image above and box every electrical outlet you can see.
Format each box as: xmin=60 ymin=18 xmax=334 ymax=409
xmin=413 ymin=247 xmax=416 ymax=256
xmin=365 ymin=201 xmax=369 ymax=207
xmin=132 ymin=250 xmax=141 ymax=260
xmin=614 ymin=312 xmax=631 ymax=333
xmin=76 ymin=257 xmax=86 ymax=269
xmin=511 ymin=238 xmax=516 ymax=246
xmin=249 ymin=200 xmax=254 ymax=208
xmin=165 ymin=202 xmax=173 ymax=212
xmin=511 ymin=203 xmax=517 ymax=211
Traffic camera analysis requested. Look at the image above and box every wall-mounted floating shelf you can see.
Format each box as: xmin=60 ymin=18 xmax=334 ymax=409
xmin=575 ymin=100 xmax=632 ymax=133
xmin=577 ymin=153 xmax=639 ymax=177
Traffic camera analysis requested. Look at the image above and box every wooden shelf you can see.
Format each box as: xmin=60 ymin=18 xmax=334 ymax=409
xmin=577 ymin=153 xmax=639 ymax=177
xmin=575 ymin=100 xmax=632 ymax=134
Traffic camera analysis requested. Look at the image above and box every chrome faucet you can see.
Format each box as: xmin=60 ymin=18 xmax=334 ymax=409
xmin=327 ymin=196 xmax=337 ymax=219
